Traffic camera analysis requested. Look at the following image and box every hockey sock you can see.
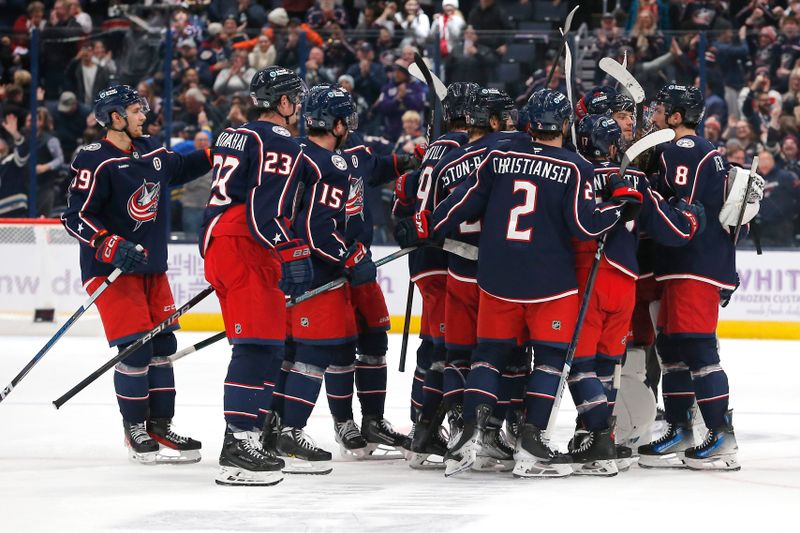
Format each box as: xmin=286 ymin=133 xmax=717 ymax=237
xmin=355 ymin=354 xmax=388 ymax=417
xmin=442 ymin=348 xmax=470 ymax=409
xmin=567 ymin=358 xmax=610 ymax=431
xmin=657 ymin=334 xmax=694 ymax=425
xmin=411 ymin=340 xmax=433 ymax=421
xmin=256 ymin=347 xmax=285 ymax=427
xmin=271 ymin=341 xmax=295 ymax=418
xmin=595 ymin=357 xmax=619 ymax=409
xmin=113 ymin=338 xmax=154 ymax=423
xmin=325 ymin=350 xmax=356 ymax=422
xmin=420 ymin=349 xmax=445 ymax=421
xmin=507 ymin=346 xmax=529 ymax=415
xmin=683 ymin=338 xmax=730 ymax=429
xmin=147 ymin=333 xmax=178 ymax=419
xmin=223 ymin=344 xmax=271 ymax=430
xmin=524 ymin=346 xmax=566 ymax=428
xmin=462 ymin=342 xmax=513 ymax=423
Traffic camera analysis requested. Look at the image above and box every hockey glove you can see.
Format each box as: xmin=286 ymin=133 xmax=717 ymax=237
xmin=607 ymin=173 xmax=643 ymax=222
xmin=393 ymin=172 xmax=417 ymax=208
xmin=673 ymin=198 xmax=706 ymax=239
xmin=343 ymin=242 xmax=376 ymax=287
xmin=275 ymin=239 xmax=314 ymax=298
xmin=413 ymin=143 xmax=427 ymax=161
xmin=395 ymin=152 xmax=421 ymax=174
xmin=94 ymin=233 xmax=148 ymax=273
xmin=720 ymin=273 xmax=740 ymax=308
xmin=394 ymin=210 xmax=431 ymax=249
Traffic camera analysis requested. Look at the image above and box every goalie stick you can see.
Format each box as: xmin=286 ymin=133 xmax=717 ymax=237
xmin=0 ymin=266 xmax=125 ymax=404
xmin=543 ymin=128 xmax=676 ymax=441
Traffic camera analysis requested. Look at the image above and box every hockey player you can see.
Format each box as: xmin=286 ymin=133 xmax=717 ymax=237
xmin=392 ymin=81 xmax=476 ymax=467
xmin=320 ymin=128 xmax=412 ymax=459
xmin=566 ymin=114 xmax=706 ymax=475
xmin=201 ymin=67 xmax=313 ymax=486
xmin=62 ymin=85 xmax=208 ymax=465
xmin=395 ymin=88 xmax=643 ymax=477
xmin=575 ymin=86 xmax=636 ymax=144
xmin=421 ymin=88 xmax=522 ymax=472
xmin=637 ymin=84 xmax=756 ymax=471
xmin=272 ymin=84 xmax=377 ymax=474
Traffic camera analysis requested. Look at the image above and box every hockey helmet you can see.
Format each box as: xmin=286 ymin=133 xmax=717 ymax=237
xmin=525 ymin=88 xmax=572 ymax=133
xmin=443 ymin=82 xmax=480 ymax=123
xmin=250 ymin=65 xmax=307 ymax=110
xmin=610 ymin=92 xmax=635 ymax=114
xmin=465 ymin=88 xmax=516 ymax=128
xmin=577 ymin=114 xmax=622 ymax=160
xmin=93 ymin=85 xmax=150 ymax=128
xmin=575 ymin=86 xmax=617 ymax=120
xmin=303 ymin=84 xmax=358 ymax=131
xmin=654 ymin=83 xmax=705 ymax=126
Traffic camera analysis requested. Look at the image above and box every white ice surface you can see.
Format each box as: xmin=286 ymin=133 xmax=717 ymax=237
xmin=0 ymin=334 xmax=797 ymax=532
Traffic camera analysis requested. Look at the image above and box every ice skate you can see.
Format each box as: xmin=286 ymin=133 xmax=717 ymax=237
xmin=401 ymin=423 xmax=416 ymax=460
xmin=276 ymin=426 xmax=333 ymax=475
xmin=333 ymin=419 xmax=369 ymax=459
xmin=216 ymin=429 xmax=285 ymax=486
xmin=361 ymin=415 xmax=407 ymax=459
xmin=504 ymin=409 xmax=524 ymax=448
xmin=565 ymin=427 xmax=619 ymax=477
xmin=444 ymin=404 xmax=491 ymax=477
xmin=147 ymin=418 xmax=201 ymax=464
xmin=638 ymin=421 xmax=695 ymax=468
xmin=615 ymin=444 xmax=635 ymax=472
xmin=684 ymin=410 xmax=740 ymax=471
xmin=446 ymin=404 xmax=464 ymax=448
xmin=123 ymin=420 xmax=158 ymax=464
xmin=407 ymin=419 xmax=448 ymax=470
xmin=473 ymin=425 xmax=515 ymax=472
xmin=512 ymin=423 xmax=572 ymax=478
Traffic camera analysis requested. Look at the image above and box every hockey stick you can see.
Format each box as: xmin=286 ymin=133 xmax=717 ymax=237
xmin=546 ymin=6 xmax=579 ymax=86
xmin=562 ymin=28 xmax=577 ymax=147
xmin=544 ymin=129 xmax=675 ymax=440
xmin=52 ymin=285 xmax=215 ymax=409
xmin=732 ymin=156 xmax=760 ymax=246
xmin=164 ymin=247 xmax=419 ymax=366
xmin=598 ymin=56 xmax=647 ymax=140
xmin=408 ymin=61 xmax=447 ymax=102
xmin=398 ymin=281 xmax=414 ymax=373
xmin=0 ymin=267 xmax=125 ymax=404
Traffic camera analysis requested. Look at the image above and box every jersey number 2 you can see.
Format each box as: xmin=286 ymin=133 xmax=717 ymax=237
xmin=209 ymin=154 xmax=240 ymax=206
xmin=506 ymin=180 xmax=538 ymax=241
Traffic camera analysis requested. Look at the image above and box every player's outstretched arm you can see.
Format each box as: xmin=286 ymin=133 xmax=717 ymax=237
xmin=430 ymin=158 xmax=491 ymax=238
xmin=565 ymin=163 xmax=626 ymax=241
xmin=166 ymin=147 xmax=213 ymax=186
xmin=640 ymin=185 xmax=705 ymax=246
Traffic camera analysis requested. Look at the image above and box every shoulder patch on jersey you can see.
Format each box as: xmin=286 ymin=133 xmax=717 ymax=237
xmin=83 ymin=143 xmax=101 ymax=151
xmin=676 ymin=138 xmax=695 ymax=148
xmin=272 ymin=125 xmax=290 ymax=137
xmin=351 ymin=154 xmax=359 ymax=168
xmin=332 ymin=154 xmax=348 ymax=171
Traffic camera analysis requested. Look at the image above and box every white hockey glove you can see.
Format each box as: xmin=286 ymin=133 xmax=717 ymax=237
xmin=719 ymin=165 xmax=765 ymax=228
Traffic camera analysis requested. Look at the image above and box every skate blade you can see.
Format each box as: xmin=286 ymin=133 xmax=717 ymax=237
xmin=615 ymin=457 xmax=636 ymax=472
xmin=215 ymin=466 xmax=284 ymax=486
xmin=472 ymin=455 xmax=514 ymax=473
xmin=361 ymin=443 xmax=405 ymax=460
xmin=572 ymin=460 xmax=619 ymax=477
xmin=638 ymin=452 xmax=687 ymax=469
xmin=512 ymin=459 xmax=572 ymax=478
xmin=444 ymin=451 xmax=477 ymax=478
xmin=407 ymin=452 xmax=446 ymax=470
xmin=684 ymin=455 xmax=741 ymax=471
xmin=338 ymin=444 xmax=370 ymax=461
xmin=155 ymin=448 xmax=202 ymax=465
xmin=127 ymin=450 xmax=158 ymax=465
xmin=281 ymin=456 xmax=332 ymax=475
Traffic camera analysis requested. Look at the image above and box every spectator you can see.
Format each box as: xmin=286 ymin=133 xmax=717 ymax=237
xmin=66 ymin=0 xmax=91 ymax=33
xmin=0 ymin=113 xmax=29 ymax=217
xmin=66 ymin=42 xmax=112 ymax=107
xmin=324 ymin=23 xmax=358 ymax=75
xmin=92 ymin=40 xmax=117 ymax=78
xmin=467 ymin=0 xmax=509 ymax=55
xmin=307 ymin=0 xmax=349 ymax=30
xmin=25 ymin=107 xmax=63 ymax=217
xmin=302 ymin=46 xmax=337 ymax=86
xmin=742 ymin=72 xmax=781 ymax=142
xmin=704 ymin=116 xmax=724 ymax=150
xmin=778 ymin=134 xmax=800 ymax=176
xmin=681 ymin=0 xmax=726 ymax=30
xmin=726 ymin=142 xmax=746 ymax=166
xmin=603 ymin=40 xmax=686 ymax=102
xmin=136 ymin=81 xmax=162 ymax=117
xmin=431 ymin=0 xmax=466 ymax=59
xmin=198 ymin=23 xmax=232 ymax=87
xmin=237 ymin=0 xmax=268 ymax=30
xmin=178 ymin=87 xmax=226 ymax=137
xmin=173 ymin=38 xmax=200 ymax=85
xmin=752 ymin=25 xmax=776 ymax=72
xmin=373 ymin=59 xmax=426 ymax=141
xmin=346 ymin=42 xmax=387 ymax=105
xmin=12 ymin=2 xmax=46 ymax=48
xmin=772 ymin=16 xmax=800 ymax=92
xmin=444 ymin=24 xmax=497 ymax=86
xmin=396 ymin=0 xmax=430 ymax=48
xmin=374 ymin=2 xmax=399 ymax=35
xmin=50 ymin=91 xmax=89 ymax=160
xmin=755 ymin=150 xmax=800 ymax=246
xmin=712 ymin=23 xmax=749 ymax=122
xmin=629 ymin=9 xmax=665 ymax=62
xmin=181 ymin=130 xmax=214 ymax=237
xmin=248 ymin=35 xmax=277 ymax=70
xmin=393 ymin=110 xmax=426 ymax=154
xmin=595 ymin=12 xmax=628 ymax=77
xmin=284 ymin=0 xmax=316 ymax=20
xmin=213 ymin=50 xmax=256 ymax=96
xmin=338 ymin=74 xmax=370 ymax=127
xmin=222 ymin=14 xmax=249 ymax=45
xmin=41 ymin=0 xmax=82 ymax=98
xmin=729 ymin=119 xmax=760 ymax=163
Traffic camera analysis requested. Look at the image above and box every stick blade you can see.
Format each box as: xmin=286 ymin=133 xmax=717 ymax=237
xmin=619 ymin=129 xmax=676 ymax=175
xmin=598 ymin=57 xmax=646 ymax=104
xmin=409 ymin=56 xmax=447 ymax=101
xmin=564 ymin=5 xmax=579 ymax=34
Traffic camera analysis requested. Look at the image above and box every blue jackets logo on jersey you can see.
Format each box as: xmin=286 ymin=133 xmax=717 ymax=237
xmin=127 ymin=180 xmax=161 ymax=230
xmin=346 ymin=176 xmax=364 ymax=219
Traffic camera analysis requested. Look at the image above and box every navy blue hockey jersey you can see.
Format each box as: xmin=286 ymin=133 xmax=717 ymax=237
xmin=294 ymin=139 xmax=352 ymax=288
xmin=653 ymin=135 xmax=736 ymax=289
xmin=430 ymin=130 xmax=524 ymax=279
xmin=401 ymin=131 xmax=469 ymax=281
xmin=200 ymin=121 xmax=306 ymax=256
xmin=62 ymin=137 xmax=211 ymax=282
xmin=431 ymin=137 xmax=625 ymax=302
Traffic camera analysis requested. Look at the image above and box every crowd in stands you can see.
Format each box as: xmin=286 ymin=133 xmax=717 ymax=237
xmin=0 ymin=0 xmax=798 ymax=247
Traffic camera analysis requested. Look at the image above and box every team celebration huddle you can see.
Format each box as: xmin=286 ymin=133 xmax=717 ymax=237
xmin=50 ymin=40 xmax=764 ymax=485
